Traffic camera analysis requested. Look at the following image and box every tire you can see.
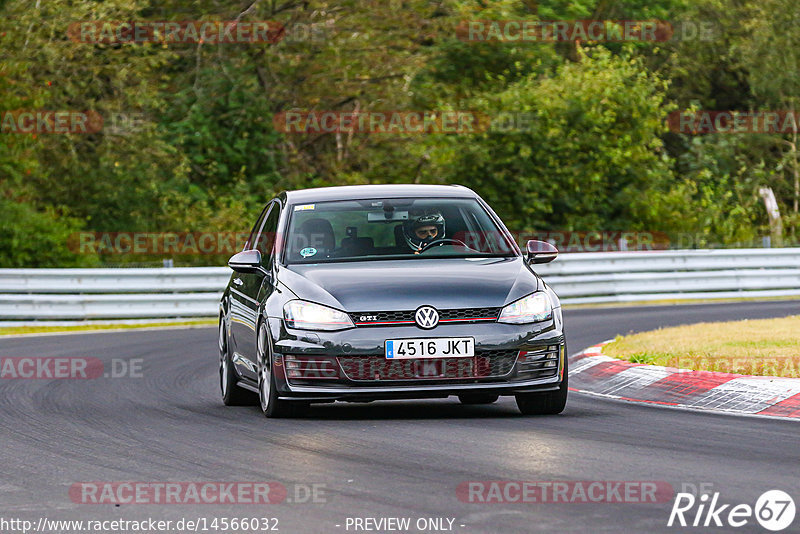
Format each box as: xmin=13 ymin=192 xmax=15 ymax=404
xmin=515 ymin=353 xmax=568 ymax=415
xmin=219 ymin=316 xmax=255 ymax=406
xmin=458 ymin=394 xmax=499 ymax=405
xmin=257 ymin=322 xmax=308 ymax=418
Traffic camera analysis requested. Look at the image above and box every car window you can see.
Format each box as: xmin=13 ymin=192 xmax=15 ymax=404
xmin=254 ymin=203 xmax=280 ymax=266
xmin=245 ymin=204 xmax=271 ymax=251
xmin=284 ymin=197 xmax=515 ymax=264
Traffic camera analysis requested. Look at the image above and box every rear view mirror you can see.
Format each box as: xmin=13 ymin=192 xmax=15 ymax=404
xmin=228 ymin=249 xmax=263 ymax=274
xmin=367 ymin=210 xmax=409 ymax=222
xmin=525 ymin=240 xmax=558 ymax=264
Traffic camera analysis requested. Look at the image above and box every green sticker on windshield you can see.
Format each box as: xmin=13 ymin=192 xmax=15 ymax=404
xmin=300 ymin=247 xmax=317 ymax=258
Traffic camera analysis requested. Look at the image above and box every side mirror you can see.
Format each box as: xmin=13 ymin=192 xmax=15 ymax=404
xmin=525 ymin=240 xmax=558 ymax=264
xmin=228 ymin=249 xmax=263 ymax=274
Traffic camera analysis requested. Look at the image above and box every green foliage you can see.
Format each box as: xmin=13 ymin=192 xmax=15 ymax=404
xmin=1 ymin=0 xmax=798 ymax=267
xmin=657 ymin=135 xmax=766 ymax=245
xmin=424 ymin=47 xmax=674 ymax=232
xmin=0 ymin=199 xmax=96 ymax=267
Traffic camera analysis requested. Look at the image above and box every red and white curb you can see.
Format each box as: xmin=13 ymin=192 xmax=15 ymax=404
xmin=568 ymin=341 xmax=800 ymax=419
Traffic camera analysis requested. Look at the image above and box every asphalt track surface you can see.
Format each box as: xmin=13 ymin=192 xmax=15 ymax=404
xmin=1 ymin=300 xmax=799 ymax=534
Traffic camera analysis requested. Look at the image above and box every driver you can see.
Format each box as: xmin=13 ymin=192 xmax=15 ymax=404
xmin=402 ymin=212 xmax=446 ymax=253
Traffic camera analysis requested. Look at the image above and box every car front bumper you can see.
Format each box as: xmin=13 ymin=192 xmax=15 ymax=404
xmin=266 ymin=317 xmax=566 ymax=402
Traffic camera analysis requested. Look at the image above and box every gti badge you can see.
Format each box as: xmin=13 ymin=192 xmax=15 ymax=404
xmin=415 ymin=306 xmax=439 ymax=329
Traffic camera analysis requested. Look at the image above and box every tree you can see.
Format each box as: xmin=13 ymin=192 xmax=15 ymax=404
xmin=422 ymin=46 xmax=675 ymax=233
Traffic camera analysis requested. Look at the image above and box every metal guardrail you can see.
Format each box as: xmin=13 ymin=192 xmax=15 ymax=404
xmin=0 ymin=267 xmax=230 ymax=320
xmin=0 ymin=248 xmax=797 ymax=320
xmin=533 ymin=248 xmax=800 ymax=304
xmin=0 ymin=267 xmax=229 ymax=294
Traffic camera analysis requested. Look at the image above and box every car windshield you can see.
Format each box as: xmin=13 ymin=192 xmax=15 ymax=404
xmin=284 ymin=197 xmax=516 ymax=264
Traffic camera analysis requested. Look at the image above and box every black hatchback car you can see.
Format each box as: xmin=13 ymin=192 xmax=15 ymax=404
xmin=218 ymin=184 xmax=566 ymax=417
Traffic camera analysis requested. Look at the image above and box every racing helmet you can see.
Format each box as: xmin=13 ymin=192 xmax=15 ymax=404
xmin=403 ymin=212 xmax=445 ymax=250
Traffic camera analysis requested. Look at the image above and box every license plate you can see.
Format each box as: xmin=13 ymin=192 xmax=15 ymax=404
xmin=385 ymin=338 xmax=474 ymax=359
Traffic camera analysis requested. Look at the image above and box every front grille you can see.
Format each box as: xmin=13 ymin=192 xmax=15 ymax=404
xmin=516 ymin=345 xmax=561 ymax=379
xmin=350 ymin=307 xmax=500 ymax=327
xmin=440 ymin=307 xmax=501 ymax=321
xmin=350 ymin=310 xmax=415 ymax=325
xmin=337 ymin=350 xmax=518 ymax=381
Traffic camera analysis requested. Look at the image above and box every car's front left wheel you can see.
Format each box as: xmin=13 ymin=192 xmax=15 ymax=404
xmin=257 ymin=322 xmax=307 ymax=418
xmin=219 ymin=316 xmax=254 ymax=406
xmin=515 ymin=352 xmax=568 ymax=415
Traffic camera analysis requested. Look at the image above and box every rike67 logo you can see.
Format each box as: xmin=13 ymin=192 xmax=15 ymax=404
xmin=668 ymin=489 xmax=795 ymax=531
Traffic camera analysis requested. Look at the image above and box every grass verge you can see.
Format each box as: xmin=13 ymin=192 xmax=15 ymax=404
xmin=603 ymin=315 xmax=800 ymax=378
xmin=562 ymin=295 xmax=800 ymax=309
xmin=0 ymin=320 xmax=216 ymax=336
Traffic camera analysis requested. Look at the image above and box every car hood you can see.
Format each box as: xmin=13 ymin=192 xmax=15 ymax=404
xmin=277 ymin=257 xmax=539 ymax=312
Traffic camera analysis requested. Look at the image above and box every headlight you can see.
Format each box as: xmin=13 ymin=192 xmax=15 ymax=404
xmin=283 ymin=300 xmax=354 ymax=331
xmin=497 ymin=292 xmax=552 ymax=324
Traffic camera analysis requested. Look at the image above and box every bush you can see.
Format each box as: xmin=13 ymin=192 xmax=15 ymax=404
xmin=0 ymin=199 xmax=97 ymax=267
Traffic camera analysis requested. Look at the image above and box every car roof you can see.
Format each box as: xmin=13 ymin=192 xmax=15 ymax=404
xmin=283 ymin=184 xmax=476 ymax=204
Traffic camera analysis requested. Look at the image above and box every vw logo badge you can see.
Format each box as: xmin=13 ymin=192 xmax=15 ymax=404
xmin=415 ymin=306 xmax=439 ymax=329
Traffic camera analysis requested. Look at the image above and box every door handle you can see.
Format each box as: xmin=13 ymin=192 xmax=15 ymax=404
xmin=233 ymin=278 xmax=243 ymax=286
